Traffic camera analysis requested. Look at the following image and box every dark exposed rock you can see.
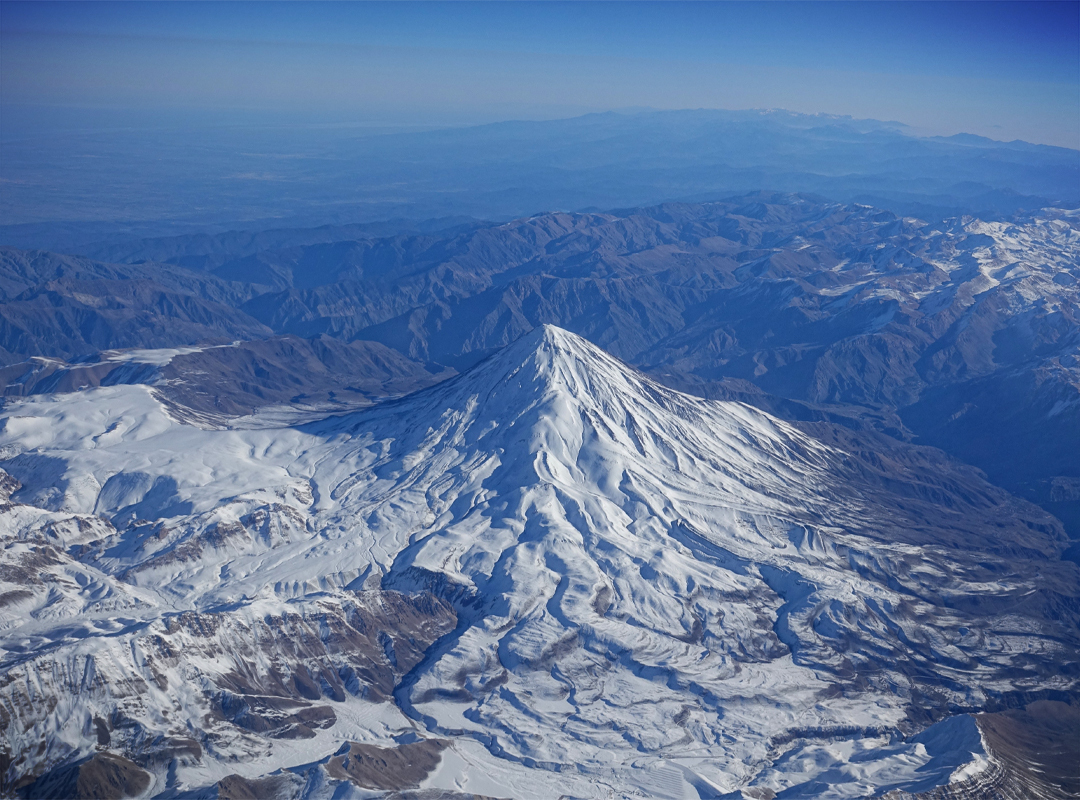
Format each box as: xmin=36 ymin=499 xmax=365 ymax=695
xmin=0 ymin=469 xmax=20 ymax=502
xmin=882 ymin=701 xmax=1080 ymax=800
xmin=325 ymin=739 xmax=448 ymax=791
xmin=0 ymin=584 xmax=456 ymax=794
xmin=975 ymin=701 xmax=1080 ymax=799
xmin=384 ymin=792 xmax=505 ymax=800
xmin=0 ymin=334 xmax=453 ymax=416
xmin=18 ymin=752 xmax=150 ymax=800
xmin=153 ymin=335 xmax=454 ymax=415
xmin=0 ymin=248 xmax=269 ymax=366
xmin=213 ymin=773 xmax=301 ymax=800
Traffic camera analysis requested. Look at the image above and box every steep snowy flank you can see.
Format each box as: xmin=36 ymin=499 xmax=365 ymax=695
xmin=1 ymin=326 xmax=1077 ymax=798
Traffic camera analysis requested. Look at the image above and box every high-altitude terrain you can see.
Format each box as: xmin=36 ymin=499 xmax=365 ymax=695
xmin=1 ymin=326 xmax=1077 ymax=798
xmin=3 ymin=195 xmax=1077 ymax=551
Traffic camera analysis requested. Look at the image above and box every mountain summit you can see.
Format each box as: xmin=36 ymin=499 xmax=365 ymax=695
xmin=1 ymin=326 xmax=1077 ymax=798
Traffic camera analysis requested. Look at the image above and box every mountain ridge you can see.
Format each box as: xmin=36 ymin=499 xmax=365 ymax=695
xmin=1 ymin=195 xmax=1076 ymax=555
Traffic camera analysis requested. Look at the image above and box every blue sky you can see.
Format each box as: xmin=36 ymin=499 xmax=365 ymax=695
xmin=2 ymin=1 xmax=1078 ymax=147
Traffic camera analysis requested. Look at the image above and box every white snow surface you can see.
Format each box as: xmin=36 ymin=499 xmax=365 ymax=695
xmin=0 ymin=325 xmax=1067 ymax=798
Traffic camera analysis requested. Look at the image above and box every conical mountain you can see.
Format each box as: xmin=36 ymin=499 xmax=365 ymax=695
xmin=0 ymin=326 xmax=1076 ymax=798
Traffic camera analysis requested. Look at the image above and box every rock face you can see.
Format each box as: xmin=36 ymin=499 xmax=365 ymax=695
xmin=0 ymin=248 xmax=269 ymax=366
xmin=0 ymin=326 xmax=1076 ymax=798
xmin=326 ymin=740 xmax=449 ymax=790
xmin=0 ymin=335 xmax=453 ymax=416
xmin=883 ymin=701 xmax=1080 ymax=800
xmin=18 ymin=752 xmax=151 ymax=800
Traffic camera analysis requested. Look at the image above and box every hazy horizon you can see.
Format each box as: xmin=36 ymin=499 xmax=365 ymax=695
xmin=2 ymin=2 xmax=1077 ymax=243
xmin=2 ymin=1 xmax=1078 ymax=148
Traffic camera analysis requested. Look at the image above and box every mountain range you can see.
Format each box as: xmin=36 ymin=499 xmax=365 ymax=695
xmin=3 ymin=109 xmax=1077 ymax=253
xmin=2 ymin=194 xmax=1076 ymax=557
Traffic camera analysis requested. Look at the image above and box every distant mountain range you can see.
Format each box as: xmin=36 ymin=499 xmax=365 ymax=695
xmin=2 ymin=109 xmax=1076 ymax=252
xmin=2 ymin=326 xmax=1076 ymax=798
xmin=2 ymin=194 xmax=1077 ymax=555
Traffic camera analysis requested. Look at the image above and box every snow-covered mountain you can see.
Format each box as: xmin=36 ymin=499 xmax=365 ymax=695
xmin=1 ymin=326 xmax=1076 ymax=798
xmin=4 ymin=199 xmax=1077 ymax=548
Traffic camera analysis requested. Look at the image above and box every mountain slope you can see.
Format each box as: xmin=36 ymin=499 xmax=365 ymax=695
xmin=222 ymin=198 xmax=1080 ymax=544
xmin=0 ymin=248 xmax=270 ymax=365
xmin=0 ymin=334 xmax=454 ymax=416
xmin=3 ymin=200 xmax=1075 ymax=545
xmin=1 ymin=326 xmax=1076 ymax=798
